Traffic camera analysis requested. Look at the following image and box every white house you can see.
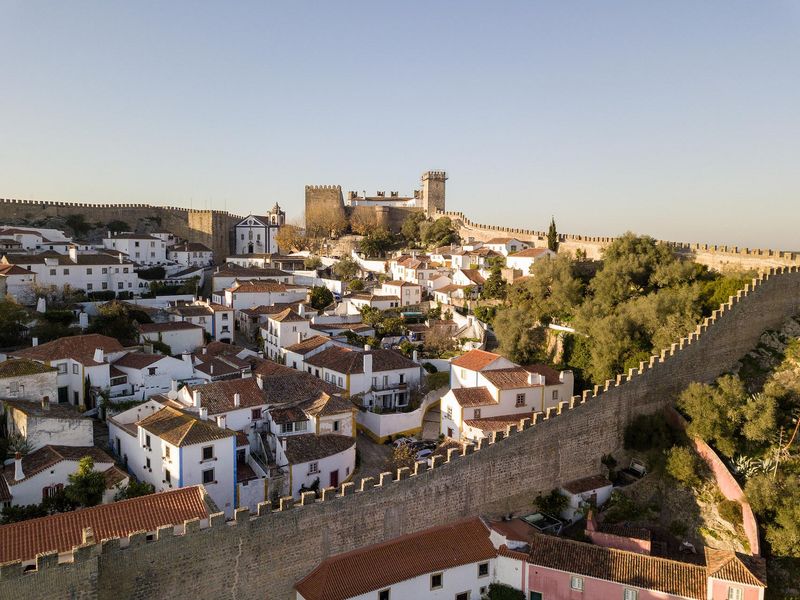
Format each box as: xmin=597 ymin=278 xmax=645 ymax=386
xmin=211 ymin=265 xmax=293 ymax=292
xmin=9 ymin=334 xmax=127 ymax=408
xmin=0 ymin=446 xmax=118 ymax=508
xmin=261 ymin=309 xmax=312 ymax=360
xmin=432 ymin=284 xmax=470 ymax=306
xmin=225 ymin=254 xmax=305 ymax=271
xmin=102 ymin=232 xmax=167 ymax=265
xmin=107 ymin=401 xmax=238 ymax=517
xmin=168 ymin=300 xmax=234 ymax=343
xmin=175 ymin=378 xmax=269 ymax=437
xmin=234 ymin=207 xmax=285 ymax=255
xmin=482 ymin=236 xmax=530 ymax=256
xmin=346 ymin=293 xmax=400 ymax=312
xmin=452 ymin=268 xmax=486 ymax=291
xmin=216 ymin=280 xmax=307 ymax=311
xmin=295 ymin=517 xmax=497 ymax=600
xmin=190 ymin=348 xmax=252 ymax=382
xmin=273 ymin=432 xmax=356 ymax=497
xmin=304 ymin=346 xmax=421 ymax=411
xmin=3 ymin=398 xmax=95 ymax=451
xmin=281 ymin=335 xmax=336 ymax=371
xmin=0 ymin=359 xmax=58 ymax=401
xmin=0 ymin=264 xmax=37 ymax=303
xmin=111 ymin=352 xmax=195 ymax=400
xmin=379 ymin=280 xmax=422 ymax=307
xmin=442 ymin=350 xmax=574 ymax=442
xmin=506 ymin=247 xmax=556 ymax=274
xmin=138 ymin=321 xmax=205 ymax=355
xmin=167 ymin=242 xmax=213 ymax=267
xmin=1 ymin=249 xmax=140 ymax=296
xmin=559 ymin=474 xmax=614 ymax=523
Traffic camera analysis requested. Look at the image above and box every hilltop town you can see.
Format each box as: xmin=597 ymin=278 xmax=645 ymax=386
xmin=0 ymin=172 xmax=797 ymax=600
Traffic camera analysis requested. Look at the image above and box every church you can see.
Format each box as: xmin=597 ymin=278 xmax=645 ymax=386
xmin=233 ymin=203 xmax=285 ymax=254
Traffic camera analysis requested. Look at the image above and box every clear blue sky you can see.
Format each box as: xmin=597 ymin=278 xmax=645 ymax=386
xmin=1 ymin=2 xmax=799 ymax=249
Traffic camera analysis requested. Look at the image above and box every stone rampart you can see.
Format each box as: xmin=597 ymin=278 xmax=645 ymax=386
xmin=3 ymin=266 xmax=799 ymax=599
xmin=0 ymin=198 xmax=242 ymax=260
xmin=440 ymin=210 xmax=800 ymax=272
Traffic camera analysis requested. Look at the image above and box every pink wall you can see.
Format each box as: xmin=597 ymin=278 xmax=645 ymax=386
xmin=527 ymin=565 xmax=688 ymax=599
xmin=710 ymin=578 xmax=764 ymax=600
xmin=667 ymin=408 xmax=760 ymax=556
xmin=587 ymin=530 xmax=651 ymax=555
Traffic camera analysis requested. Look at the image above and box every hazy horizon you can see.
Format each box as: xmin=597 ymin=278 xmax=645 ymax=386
xmin=1 ymin=1 xmax=799 ymax=249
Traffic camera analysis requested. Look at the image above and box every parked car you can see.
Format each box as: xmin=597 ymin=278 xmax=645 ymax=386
xmin=415 ymin=448 xmax=433 ymax=461
xmin=410 ymin=441 xmax=436 ymax=451
xmin=392 ymin=437 xmax=415 ymax=448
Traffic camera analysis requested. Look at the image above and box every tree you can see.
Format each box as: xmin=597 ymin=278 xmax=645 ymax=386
xmin=511 ymin=254 xmax=582 ymax=324
xmin=0 ymin=298 xmax=29 ymax=347
xmin=107 ymin=219 xmax=130 ymax=233
xmin=304 ymin=256 xmax=323 ymax=270
xmin=305 ymin=204 xmax=347 ymax=240
xmin=333 ymin=256 xmax=360 ymax=280
xmin=741 ymin=393 xmax=778 ymax=443
xmin=547 ymin=217 xmax=559 ymax=252
xmin=424 ymin=326 xmax=456 ymax=357
xmin=421 ymin=217 xmax=459 ymax=248
xmin=385 ymin=445 xmax=415 ymax=474
xmin=535 ymin=488 xmax=568 ymax=516
xmin=309 ymin=286 xmax=334 ymax=310
xmin=275 ymin=224 xmax=308 ymax=253
xmin=88 ymin=301 xmax=141 ymax=344
xmin=665 ymin=445 xmax=702 ymax=488
xmin=486 ymin=583 xmax=525 ymax=600
xmin=677 ymin=380 xmax=743 ymax=457
xmin=492 ymin=307 xmax=547 ymax=364
xmin=350 ymin=209 xmax=378 ymax=235
xmin=114 ymin=480 xmax=155 ymax=501
xmin=64 ymin=456 xmax=106 ymax=508
xmin=401 ymin=212 xmax=427 ymax=242
xmin=65 ymin=214 xmax=91 ymax=237
xmin=359 ymin=227 xmax=396 ymax=258
xmin=348 ymin=279 xmax=365 ymax=292
xmin=481 ymin=265 xmax=507 ymax=300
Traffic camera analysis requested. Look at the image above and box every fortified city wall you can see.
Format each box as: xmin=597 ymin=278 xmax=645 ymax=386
xmin=0 ymin=198 xmax=242 ymax=260
xmin=4 ymin=266 xmax=800 ymax=600
xmin=441 ymin=210 xmax=800 ymax=272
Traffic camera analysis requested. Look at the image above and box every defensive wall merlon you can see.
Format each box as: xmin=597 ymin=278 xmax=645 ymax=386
xmin=0 ymin=197 xmax=243 ymax=220
xmin=439 ymin=210 xmax=800 ymax=266
xmin=3 ymin=265 xmax=799 ymax=593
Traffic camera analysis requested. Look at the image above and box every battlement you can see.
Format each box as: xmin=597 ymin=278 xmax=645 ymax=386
xmin=304 ymin=185 xmax=342 ymax=191
xmin=422 ymin=170 xmax=448 ymax=180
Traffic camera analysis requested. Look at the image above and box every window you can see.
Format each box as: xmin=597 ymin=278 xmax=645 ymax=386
xmin=251 ymin=408 xmax=262 ymax=420
xmin=446 ymin=406 xmax=453 ymax=420
xmin=516 ymin=393 xmax=526 ymax=407
xmin=148 ymin=367 xmax=157 ymax=376
xmin=727 ymin=589 xmax=743 ymax=600
xmin=49 ymin=268 xmax=56 ymax=276
xmin=165 ymin=446 xmax=170 ymax=459
xmin=63 ymin=268 xmax=69 ymax=275
xmin=333 ymin=420 xmax=340 ymax=432
xmin=202 ymin=446 xmax=214 ymax=461
xmin=9 ymin=381 xmax=19 ymax=393
xmin=145 ymin=434 xmax=151 ymax=449
xmin=309 ymin=462 xmax=319 ymax=474
xmin=150 ymin=241 xmax=155 ymax=247
xmin=461 ymin=368 xmax=467 ymax=378
xmin=146 ymin=457 xmax=151 ymax=470
xmin=338 ymin=376 xmax=343 ymax=387
xmin=134 ymin=241 xmax=140 ymax=247
xmin=123 ymin=267 xmax=129 ymax=273
xmin=165 ymin=469 xmax=171 ymax=484
xmin=430 ymin=573 xmax=443 ymax=589
xmin=102 ymin=282 xmax=108 ymax=290
xmin=221 ymin=313 xmax=229 ymax=320
xmin=530 ymin=593 xmax=543 ymax=600
xmin=570 ymin=576 xmax=584 ymax=591
xmin=87 ymin=283 xmax=93 ymax=291
xmin=102 ymin=267 xmax=108 ymax=274
xmin=135 ymin=252 xmax=140 ymax=258
xmin=202 ymin=468 xmax=215 ymax=484
xmin=456 ymin=593 xmax=470 ymax=600
xmin=474 ymin=409 xmax=481 ymax=419
xmin=478 ymin=562 xmax=489 ymax=577
xmin=57 ymin=363 xmax=67 ymax=374
xmin=118 ymin=282 xmax=123 ymax=289
xmin=552 ymin=390 xmax=559 ymax=400
xmin=86 ymin=268 xmax=92 ymax=275
xmin=72 ymin=364 xmax=79 ymax=374
xmin=378 ymin=591 xmax=389 ymax=600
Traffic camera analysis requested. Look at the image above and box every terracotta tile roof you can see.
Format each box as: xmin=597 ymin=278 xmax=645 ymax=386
xmin=526 ymin=532 xmax=708 ymax=599
xmin=138 ymin=406 xmax=234 ymax=447
xmin=169 ymin=305 xmax=213 ymax=317
xmin=270 ymin=308 xmax=307 ymax=323
xmin=194 ymin=357 xmax=247 ymax=378
xmin=295 ymin=517 xmax=496 ymax=600
xmin=214 ymin=264 xmax=290 ymax=278
xmin=458 ymin=269 xmax=486 ymax=284
xmin=284 ymin=335 xmax=331 ymax=355
xmin=229 ymin=280 xmax=291 ymax=293
xmin=102 ymin=465 xmax=130 ymax=489
xmin=704 ymin=548 xmax=767 ymax=587
xmin=298 ymin=392 xmax=355 ymax=417
xmin=305 ymin=347 xmax=417 ymax=375
xmin=597 ymin=522 xmax=652 ymax=542
xmin=349 ymin=293 xmax=399 ymax=302
xmin=4 ymin=252 xmax=135 ymax=266
xmin=3 ymin=399 xmax=86 ymax=420
xmin=169 ymin=242 xmax=212 ymax=252
xmin=0 ymin=475 xmax=9 ymax=502
xmin=561 ymin=474 xmax=612 ymax=494
xmin=434 ymin=284 xmax=467 ymax=294
xmin=451 ymin=387 xmax=497 ymax=408
xmin=2 ymin=445 xmax=115 ymax=485
xmin=484 ymin=237 xmax=519 ymax=244
xmin=463 ymin=413 xmax=527 ymax=432
xmin=10 ymin=334 xmax=124 ymax=366
xmin=523 ymin=364 xmax=563 ymax=386
xmin=0 ymin=486 xmax=211 ymax=564
xmin=109 ymin=233 xmax=159 ymax=240
xmin=481 ymin=367 xmax=541 ymax=389
xmin=240 ymin=303 xmax=296 ymax=317
xmin=252 ymin=361 xmax=343 ymax=404
xmin=451 ymin=349 xmax=503 ymax=371
xmin=139 ymin=321 xmax=204 ymax=334
xmin=510 ymin=247 xmax=551 ymax=258
xmin=0 ymin=358 xmax=56 ymax=377
xmin=269 ymin=404 xmax=308 ymax=425
xmin=113 ymin=352 xmax=163 ymax=370
xmin=383 ymin=280 xmax=419 ymax=287
xmin=0 ymin=264 xmax=31 ymax=275
xmin=185 ymin=379 xmax=266 ymax=415
xmin=283 ymin=433 xmax=355 ymax=465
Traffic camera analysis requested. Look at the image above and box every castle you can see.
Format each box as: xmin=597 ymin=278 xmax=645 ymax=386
xmin=304 ymin=170 xmax=447 ymax=233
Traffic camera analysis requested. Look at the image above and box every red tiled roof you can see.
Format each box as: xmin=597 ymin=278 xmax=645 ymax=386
xmin=185 ymin=378 xmax=266 ymax=415
xmin=458 ymin=269 xmax=486 ymax=284
xmin=139 ymin=321 xmax=204 ymax=334
xmin=1 ymin=445 xmax=115 ymax=485
xmin=510 ymin=247 xmax=551 ymax=258
xmin=451 ymin=386 xmax=497 ymax=408
xmin=704 ymin=548 xmax=767 ymax=587
xmin=463 ymin=413 xmax=527 ymax=432
xmin=0 ymin=486 xmax=211 ymax=564
xmin=451 ymin=349 xmax=503 ymax=371
xmin=295 ymin=517 xmax=496 ymax=600
xmin=561 ymin=474 xmax=612 ymax=494
xmin=138 ymin=407 xmax=234 ymax=447
xmin=523 ymin=364 xmax=563 ymax=386
xmin=481 ymin=367 xmax=540 ymax=389
xmin=305 ymin=346 xmax=417 ymax=375
xmin=113 ymin=352 xmax=163 ymax=370
xmin=283 ymin=433 xmax=355 ymax=464
xmin=284 ymin=335 xmax=331 ymax=355
xmin=10 ymin=334 xmax=124 ymax=366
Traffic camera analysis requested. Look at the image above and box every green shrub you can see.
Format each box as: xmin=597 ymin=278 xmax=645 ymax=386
xmin=718 ymin=499 xmax=743 ymax=526
xmin=669 ymin=520 xmax=688 ymax=537
xmin=665 ymin=445 xmax=701 ymax=488
xmin=486 ymin=583 xmax=524 ymax=600
xmin=535 ymin=489 xmax=568 ymax=516
xmin=426 ymin=371 xmax=450 ymax=390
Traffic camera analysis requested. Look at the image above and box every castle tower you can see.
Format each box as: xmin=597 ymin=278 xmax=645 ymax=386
xmin=421 ymin=171 xmax=447 ymax=216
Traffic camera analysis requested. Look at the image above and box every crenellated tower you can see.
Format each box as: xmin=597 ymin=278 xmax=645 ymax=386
xmin=421 ymin=170 xmax=447 ymax=216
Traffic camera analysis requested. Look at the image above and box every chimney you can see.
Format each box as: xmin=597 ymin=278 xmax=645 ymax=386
xmin=41 ymin=396 xmax=49 ymax=411
xmin=193 ymin=390 xmax=201 ymax=409
xmin=107 ymin=230 xmax=112 ymax=239
xmin=412 ymin=350 xmax=418 ymax=363
xmin=31 ymin=337 xmax=38 ymax=347
xmin=281 ymin=437 xmax=287 ymax=451
xmin=199 ymin=407 xmax=208 ymax=420
xmin=144 ymin=343 xmax=153 ymax=354
xmin=118 ymin=253 xmax=123 ymax=264
xmin=182 ymin=352 xmax=193 ymax=366
xmin=202 ymin=347 xmax=207 ymax=355
xmin=68 ymin=245 xmax=78 ymax=262
xmin=364 ymin=343 xmax=371 ymax=351
xmin=169 ymin=379 xmax=177 ymax=395
xmin=93 ymin=348 xmax=104 ymax=364
xmin=363 ymin=351 xmax=373 ymax=376
xmin=82 ymin=527 xmax=95 ymax=545
xmin=233 ymin=392 xmax=241 ymax=408
xmin=216 ymin=415 xmax=226 ymax=429
xmin=14 ymin=452 xmax=24 ymax=481
xmin=256 ymin=374 xmax=263 ymax=390
xmin=210 ymin=364 xmax=214 ymax=375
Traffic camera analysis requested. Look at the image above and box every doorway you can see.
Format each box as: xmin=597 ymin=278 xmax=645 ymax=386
xmin=329 ymin=469 xmax=339 ymax=488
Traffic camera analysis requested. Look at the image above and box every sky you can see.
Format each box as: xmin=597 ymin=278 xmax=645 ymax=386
xmin=1 ymin=2 xmax=799 ymax=249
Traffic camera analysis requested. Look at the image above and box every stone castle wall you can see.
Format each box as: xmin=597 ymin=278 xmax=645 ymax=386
xmin=441 ymin=210 xmax=800 ymax=272
xmin=4 ymin=266 xmax=800 ymax=600
xmin=0 ymin=198 xmax=241 ymax=260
